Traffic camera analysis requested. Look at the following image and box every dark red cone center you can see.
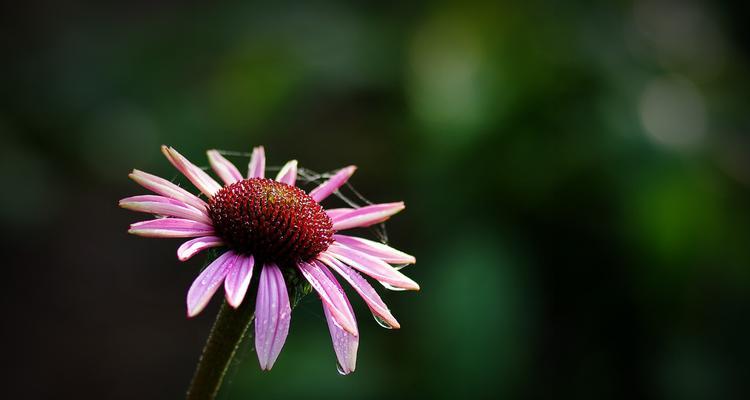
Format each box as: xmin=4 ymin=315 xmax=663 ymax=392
xmin=208 ymin=178 xmax=334 ymax=264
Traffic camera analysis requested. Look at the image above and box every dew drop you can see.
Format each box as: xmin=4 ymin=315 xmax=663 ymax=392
xmin=373 ymin=313 xmax=394 ymax=329
xmin=336 ymin=361 xmax=347 ymax=375
xmin=380 ymin=282 xmax=407 ymax=291
xmin=393 ymin=263 xmax=408 ymax=271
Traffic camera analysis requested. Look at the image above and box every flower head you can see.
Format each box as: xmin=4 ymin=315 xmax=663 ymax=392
xmin=120 ymin=145 xmax=418 ymax=373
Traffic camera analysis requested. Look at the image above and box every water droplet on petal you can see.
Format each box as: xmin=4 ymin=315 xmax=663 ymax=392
xmin=380 ymin=282 xmax=407 ymax=291
xmin=373 ymin=313 xmax=393 ymax=329
xmin=336 ymin=361 xmax=347 ymax=375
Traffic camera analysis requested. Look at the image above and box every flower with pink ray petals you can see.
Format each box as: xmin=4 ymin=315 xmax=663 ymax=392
xmin=120 ymin=145 xmax=418 ymax=374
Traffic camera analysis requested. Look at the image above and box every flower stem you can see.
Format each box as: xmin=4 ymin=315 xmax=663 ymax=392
xmin=186 ymin=299 xmax=255 ymax=400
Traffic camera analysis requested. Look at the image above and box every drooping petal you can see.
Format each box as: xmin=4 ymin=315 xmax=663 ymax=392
xmin=119 ymin=195 xmax=211 ymax=224
xmin=275 ymin=159 xmax=298 ymax=186
xmin=161 ymin=145 xmax=222 ymax=198
xmin=207 ymin=150 xmax=243 ymax=185
xmin=316 ymin=256 xmax=400 ymax=329
xmin=333 ymin=235 xmax=416 ymax=265
xmin=325 ymin=243 xmax=420 ymax=291
xmin=323 ymin=287 xmax=358 ymax=374
xmin=186 ymin=251 xmax=238 ymax=317
xmin=255 ymin=263 xmax=291 ymax=370
xmin=129 ymin=169 xmax=208 ymax=211
xmin=332 ymin=202 xmax=405 ymax=231
xmin=309 ymin=166 xmax=357 ymax=202
xmin=325 ymin=208 xmax=353 ymax=220
xmin=177 ymin=236 xmax=225 ymax=261
xmin=297 ymin=260 xmax=358 ymax=335
xmin=248 ymin=146 xmax=265 ymax=179
xmin=128 ymin=218 xmax=214 ymax=238
xmin=224 ymin=254 xmax=255 ymax=308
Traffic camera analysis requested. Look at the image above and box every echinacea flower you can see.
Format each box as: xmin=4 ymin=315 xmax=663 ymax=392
xmin=120 ymin=145 xmax=418 ymax=374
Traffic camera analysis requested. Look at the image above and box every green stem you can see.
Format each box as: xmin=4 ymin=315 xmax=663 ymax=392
xmin=186 ymin=299 xmax=255 ymax=400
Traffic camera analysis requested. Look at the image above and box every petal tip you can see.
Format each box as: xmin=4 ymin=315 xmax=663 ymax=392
xmin=226 ymin=297 xmax=241 ymax=309
xmin=340 ymin=165 xmax=357 ymax=179
xmin=225 ymin=291 xmax=243 ymax=309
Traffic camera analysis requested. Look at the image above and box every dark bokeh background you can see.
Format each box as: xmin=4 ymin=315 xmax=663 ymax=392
xmin=2 ymin=1 xmax=750 ymax=399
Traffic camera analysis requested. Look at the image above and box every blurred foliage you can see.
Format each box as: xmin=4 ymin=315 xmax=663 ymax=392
xmin=2 ymin=0 xmax=750 ymax=399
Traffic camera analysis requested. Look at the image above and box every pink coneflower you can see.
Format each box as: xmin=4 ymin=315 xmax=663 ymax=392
xmin=120 ymin=145 xmax=418 ymax=374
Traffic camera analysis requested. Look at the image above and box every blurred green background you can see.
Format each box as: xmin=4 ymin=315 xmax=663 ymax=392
xmin=2 ymin=1 xmax=750 ymax=399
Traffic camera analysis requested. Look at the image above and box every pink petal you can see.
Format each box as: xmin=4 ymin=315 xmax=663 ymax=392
xmin=255 ymin=263 xmax=291 ymax=370
xmin=275 ymin=159 xmax=298 ymax=186
xmin=325 ymin=208 xmax=353 ymax=219
xmin=332 ymin=202 xmax=405 ymax=231
xmin=297 ymin=260 xmax=359 ymax=336
xmin=186 ymin=251 xmax=238 ymax=317
xmin=128 ymin=218 xmax=214 ymax=238
xmin=119 ymin=195 xmax=211 ymax=224
xmin=324 ymin=244 xmax=420 ymax=291
xmin=322 ymin=287 xmax=358 ymax=375
xmin=316 ymin=256 xmax=400 ymax=329
xmin=120 ymin=194 xmax=188 ymax=207
xmin=207 ymin=150 xmax=243 ymax=185
xmin=333 ymin=235 xmax=416 ymax=265
xmin=129 ymin=169 xmax=208 ymax=211
xmin=248 ymin=146 xmax=265 ymax=179
xmin=161 ymin=145 xmax=222 ymax=198
xmin=224 ymin=254 xmax=255 ymax=308
xmin=309 ymin=166 xmax=357 ymax=202
xmin=177 ymin=236 xmax=225 ymax=261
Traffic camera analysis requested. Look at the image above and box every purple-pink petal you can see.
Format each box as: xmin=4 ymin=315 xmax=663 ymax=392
xmin=325 ymin=244 xmax=420 ymax=291
xmin=333 ymin=235 xmax=416 ymax=265
xmin=323 ymin=288 xmax=358 ymax=375
xmin=207 ymin=150 xmax=243 ymax=185
xmin=332 ymin=202 xmax=405 ymax=231
xmin=309 ymin=166 xmax=357 ymax=203
xmin=275 ymin=159 xmax=298 ymax=186
xmin=128 ymin=218 xmax=214 ymax=238
xmin=119 ymin=195 xmax=211 ymax=224
xmin=255 ymin=263 xmax=291 ymax=370
xmin=325 ymin=208 xmax=353 ymax=219
xmin=248 ymin=146 xmax=265 ymax=179
xmin=186 ymin=251 xmax=239 ymax=317
xmin=161 ymin=146 xmax=222 ymax=198
xmin=316 ymin=256 xmax=400 ymax=329
xmin=120 ymin=194 xmax=188 ymax=207
xmin=177 ymin=236 xmax=225 ymax=261
xmin=129 ymin=169 xmax=208 ymax=211
xmin=224 ymin=254 xmax=255 ymax=308
xmin=297 ymin=260 xmax=359 ymax=336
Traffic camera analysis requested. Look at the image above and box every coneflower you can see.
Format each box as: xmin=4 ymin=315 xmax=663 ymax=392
xmin=120 ymin=145 xmax=418 ymax=379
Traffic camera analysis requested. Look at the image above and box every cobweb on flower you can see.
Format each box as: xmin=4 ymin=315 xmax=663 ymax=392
xmin=211 ymin=150 xmax=391 ymax=245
